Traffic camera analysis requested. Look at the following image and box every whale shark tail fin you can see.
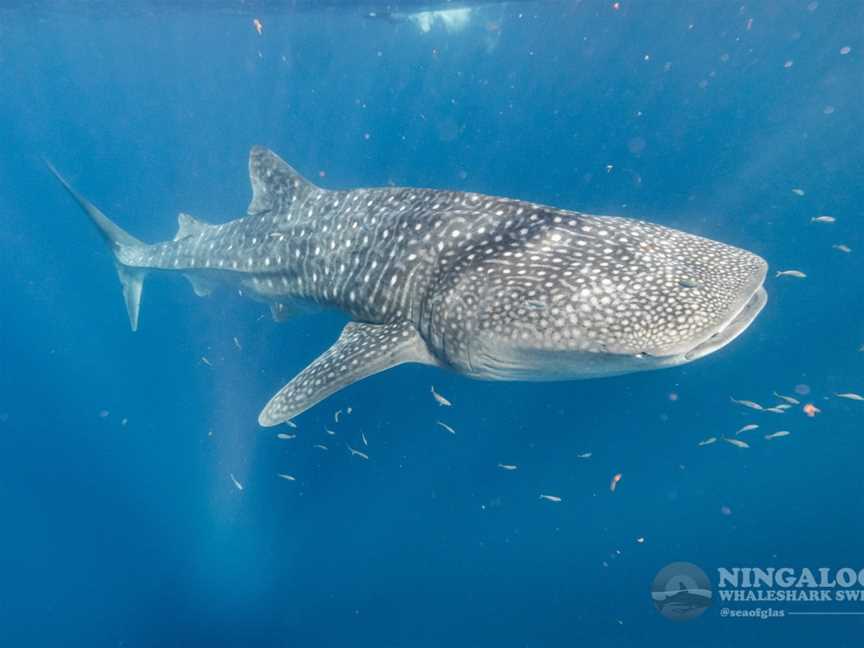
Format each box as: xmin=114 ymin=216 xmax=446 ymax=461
xmin=46 ymin=161 xmax=148 ymax=331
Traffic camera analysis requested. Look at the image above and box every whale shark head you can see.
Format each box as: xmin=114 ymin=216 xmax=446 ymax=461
xmin=428 ymin=212 xmax=768 ymax=380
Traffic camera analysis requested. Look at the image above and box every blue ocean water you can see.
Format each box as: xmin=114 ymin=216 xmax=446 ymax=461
xmin=1 ymin=1 xmax=863 ymax=645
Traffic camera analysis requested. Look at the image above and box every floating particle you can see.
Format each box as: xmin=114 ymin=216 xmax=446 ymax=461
xmin=636 ymin=537 xmax=645 ymax=544
xmin=121 ymin=417 xmax=128 ymax=427
xmin=824 ymin=106 xmax=835 ymax=115
xmin=610 ymin=473 xmax=622 ymax=492
xmin=253 ymin=18 xmax=263 ymax=35
xmin=791 ymin=188 xmax=805 ymax=196
xmin=721 ymin=505 xmax=732 ymax=516
xmin=840 ymin=46 xmax=851 ymax=55
xmin=784 ymin=60 xmax=794 ymax=68
xmin=98 ymin=410 xmax=110 ymax=418
xmin=794 ymin=384 xmax=811 ymax=396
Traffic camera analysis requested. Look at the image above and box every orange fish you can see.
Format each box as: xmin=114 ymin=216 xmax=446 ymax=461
xmin=803 ymin=403 xmax=821 ymax=417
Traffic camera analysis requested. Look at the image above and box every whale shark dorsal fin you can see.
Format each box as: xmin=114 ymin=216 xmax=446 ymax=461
xmin=258 ymin=320 xmax=438 ymax=426
xmin=174 ymin=212 xmax=209 ymax=241
xmin=247 ymin=146 xmax=317 ymax=216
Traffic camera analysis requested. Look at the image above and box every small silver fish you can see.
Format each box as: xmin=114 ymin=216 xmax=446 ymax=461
xmin=346 ymin=443 xmax=369 ymax=460
xmin=735 ymin=424 xmax=759 ymax=436
xmin=325 ymin=428 xmax=336 ymax=436
xmin=774 ymin=404 xmax=792 ymax=411
xmin=764 ymin=431 xmax=791 ymax=440
xmin=229 ymin=473 xmax=244 ymax=491
xmin=763 ymin=406 xmax=787 ymax=414
xmin=285 ymin=420 xmax=298 ymax=429
xmin=277 ymin=473 xmax=296 ymax=481
xmin=313 ymin=444 xmax=328 ymax=451
xmin=577 ymin=452 xmax=593 ymax=459
xmin=233 ymin=336 xmax=242 ymax=351
xmin=731 ymin=397 xmax=764 ymax=411
xmin=776 ymin=270 xmax=807 ymax=279
xmin=724 ymin=438 xmax=750 ymax=449
xmin=347 ymin=406 xmax=353 ymax=415
xmin=792 ymin=188 xmax=805 ymax=196
xmin=361 ymin=431 xmax=368 ymax=446
xmin=835 ymin=392 xmax=864 ymax=402
xmin=497 ymin=463 xmax=518 ymax=471
xmin=201 ymin=355 xmax=213 ymax=367
xmin=431 ymin=386 xmax=452 ymax=407
xmin=773 ymin=392 xmax=800 ymax=405
xmin=539 ymin=494 xmax=562 ymax=503
xmin=698 ymin=437 xmax=717 ymax=446
xmin=811 ymin=215 xmax=836 ymax=223
xmin=833 ymin=244 xmax=852 ymax=253
xmin=334 ymin=410 xmax=342 ymax=423
xmin=276 ymin=433 xmax=296 ymax=440
xmin=436 ymin=421 xmax=456 ymax=434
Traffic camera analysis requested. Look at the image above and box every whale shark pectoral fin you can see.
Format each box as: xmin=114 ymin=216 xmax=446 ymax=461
xmin=184 ymin=274 xmax=215 ymax=297
xmin=258 ymin=320 xmax=437 ymax=427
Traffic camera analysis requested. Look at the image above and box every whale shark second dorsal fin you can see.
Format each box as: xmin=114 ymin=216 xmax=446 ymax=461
xmin=247 ymin=146 xmax=317 ymax=216
xmin=174 ymin=212 xmax=209 ymax=241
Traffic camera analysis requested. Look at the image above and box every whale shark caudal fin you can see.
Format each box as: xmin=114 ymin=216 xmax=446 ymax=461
xmin=46 ymin=162 xmax=148 ymax=331
xmin=258 ymin=320 xmax=439 ymax=427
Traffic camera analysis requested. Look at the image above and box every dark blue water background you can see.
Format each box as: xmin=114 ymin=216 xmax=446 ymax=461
xmin=1 ymin=1 xmax=863 ymax=645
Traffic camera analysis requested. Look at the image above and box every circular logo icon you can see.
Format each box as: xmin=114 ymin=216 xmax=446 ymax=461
xmin=651 ymin=562 xmax=713 ymax=621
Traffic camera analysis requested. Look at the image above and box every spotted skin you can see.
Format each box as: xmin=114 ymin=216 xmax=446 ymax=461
xmin=52 ymin=147 xmax=768 ymax=425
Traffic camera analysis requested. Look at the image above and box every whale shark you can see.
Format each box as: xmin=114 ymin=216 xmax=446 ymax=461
xmin=49 ymin=147 xmax=767 ymax=426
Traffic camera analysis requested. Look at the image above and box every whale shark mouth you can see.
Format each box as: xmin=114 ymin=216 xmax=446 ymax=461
xmin=682 ymin=285 xmax=767 ymax=361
